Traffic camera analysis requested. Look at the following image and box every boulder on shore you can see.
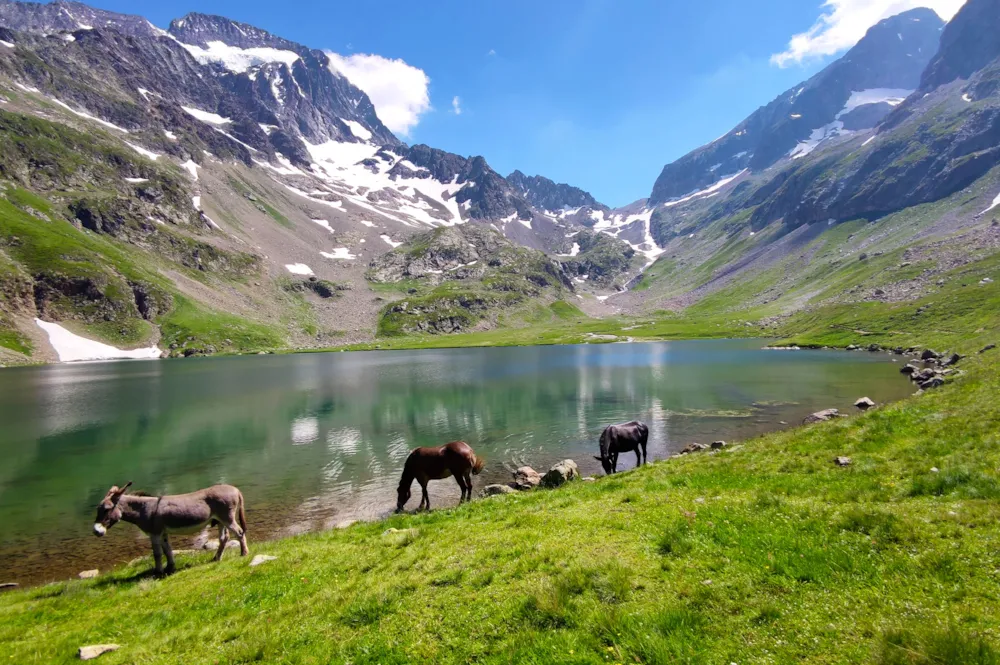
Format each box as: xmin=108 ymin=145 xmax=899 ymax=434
xmin=941 ymin=353 xmax=963 ymax=367
xmin=512 ymin=466 xmax=542 ymax=490
xmin=680 ymin=442 xmax=710 ymax=454
xmin=710 ymin=441 xmax=727 ymax=450
xmin=78 ymin=644 xmax=119 ymax=660
xmin=803 ymin=409 xmax=841 ymax=424
xmin=834 ymin=457 xmax=852 ymax=467
xmin=980 ymin=344 xmax=996 ymax=354
xmin=249 ymin=555 xmax=277 ymax=567
xmin=77 ymin=569 xmax=99 ymax=579
xmin=0 ymin=582 xmax=18 ymax=591
xmin=854 ymin=397 xmax=876 ymax=411
xmin=480 ymin=484 xmax=516 ymax=497
xmin=541 ymin=460 xmax=579 ymax=487
xmin=920 ymin=377 xmax=945 ymax=390
xmin=900 ymin=363 xmax=919 ymax=375
xmin=921 ymin=349 xmax=940 ymax=361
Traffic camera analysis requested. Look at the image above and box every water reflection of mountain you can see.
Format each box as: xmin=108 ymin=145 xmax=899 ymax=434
xmin=0 ymin=341 xmax=913 ymax=584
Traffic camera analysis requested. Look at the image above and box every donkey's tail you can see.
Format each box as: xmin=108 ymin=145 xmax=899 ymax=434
xmin=472 ymin=455 xmax=485 ymax=475
xmin=238 ymin=492 xmax=248 ymax=533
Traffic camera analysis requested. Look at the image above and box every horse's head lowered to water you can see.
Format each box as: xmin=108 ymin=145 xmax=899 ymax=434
xmin=93 ymin=482 xmax=132 ymax=537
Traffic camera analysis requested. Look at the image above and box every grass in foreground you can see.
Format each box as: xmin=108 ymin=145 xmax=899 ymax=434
xmin=2 ymin=346 xmax=1000 ymax=663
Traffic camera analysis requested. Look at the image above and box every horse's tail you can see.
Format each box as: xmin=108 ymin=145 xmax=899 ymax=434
xmin=472 ymin=455 xmax=485 ymax=475
xmin=238 ymin=492 xmax=248 ymax=533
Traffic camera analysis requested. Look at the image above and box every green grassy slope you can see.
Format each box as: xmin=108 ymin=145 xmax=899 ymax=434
xmin=2 ymin=340 xmax=999 ymax=664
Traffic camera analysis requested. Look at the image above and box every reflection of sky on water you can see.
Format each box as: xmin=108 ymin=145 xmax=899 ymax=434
xmin=0 ymin=340 xmax=916 ymax=586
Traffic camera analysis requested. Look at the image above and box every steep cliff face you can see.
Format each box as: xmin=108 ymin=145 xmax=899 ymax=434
xmin=648 ymin=8 xmax=944 ymax=206
xmin=920 ymin=0 xmax=1000 ymax=90
xmin=506 ymin=170 xmax=606 ymax=213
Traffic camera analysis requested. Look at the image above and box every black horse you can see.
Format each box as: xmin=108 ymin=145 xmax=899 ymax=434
xmin=594 ymin=421 xmax=649 ymax=474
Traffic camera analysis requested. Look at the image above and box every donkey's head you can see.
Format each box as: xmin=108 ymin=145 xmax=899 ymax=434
xmin=93 ymin=482 xmax=131 ymax=537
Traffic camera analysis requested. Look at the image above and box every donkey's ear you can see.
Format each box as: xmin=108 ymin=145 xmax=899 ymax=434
xmin=112 ymin=481 xmax=132 ymax=501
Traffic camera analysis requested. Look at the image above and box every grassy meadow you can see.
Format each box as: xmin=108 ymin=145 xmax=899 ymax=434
xmin=1 ymin=307 xmax=999 ymax=663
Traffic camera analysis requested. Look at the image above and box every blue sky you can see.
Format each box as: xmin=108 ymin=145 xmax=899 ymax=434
xmin=51 ymin=0 xmax=964 ymax=206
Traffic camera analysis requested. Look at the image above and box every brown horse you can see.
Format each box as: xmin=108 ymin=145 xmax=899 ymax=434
xmin=396 ymin=441 xmax=485 ymax=512
xmin=93 ymin=482 xmax=249 ymax=576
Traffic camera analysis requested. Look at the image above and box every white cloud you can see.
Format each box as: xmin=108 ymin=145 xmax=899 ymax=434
xmin=771 ymin=0 xmax=967 ymax=67
xmin=326 ymin=52 xmax=430 ymax=136
xmin=451 ymin=96 xmax=462 ymax=115
xmin=487 ymin=48 xmax=497 ymax=56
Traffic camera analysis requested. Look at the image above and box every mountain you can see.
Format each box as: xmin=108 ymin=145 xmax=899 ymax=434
xmin=5 ymin=0 xmax=1000 ymax=364
xmin=920 ymin=0 xmax=1000 ymax=90
xmin=0 ymin=0 xmax=164 ymax=38
xmin=648 ymin=8 xmax=945 ymax=205
xmin=506 ymin=170 xmax=607 ymax=213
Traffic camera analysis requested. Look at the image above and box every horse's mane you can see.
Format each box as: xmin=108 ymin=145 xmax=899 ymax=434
xmin=127 ymin=490 xmax=153 ymax=497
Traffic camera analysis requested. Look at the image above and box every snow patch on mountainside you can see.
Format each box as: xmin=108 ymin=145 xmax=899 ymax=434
xmin=36 ymin=319 xmax=160 ymax=362
xmin=50 ymin=98 xmax=129 ymax=132
xmin=321 ymin=248 xmax=356 ymax=260
xmin=176 ymin=40 xmax=300 ymax=74
xmin=285 ymin=263 xmax=313 ymax=275
xmin=343 ymin=120 xmax=372 ymax=141
xmin=124 ymin=142 xmax=160 ymax=160
xmin=791 ymin=89 xmax=911 ymax=160
xmin=182 ymin=106 xmax=232 ymax=125
xmin=662 ymin=170 xmax=747 ymax=208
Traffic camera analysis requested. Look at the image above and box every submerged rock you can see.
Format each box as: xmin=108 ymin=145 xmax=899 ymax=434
xmin=541 ymin=460 xmax=579 ymax=487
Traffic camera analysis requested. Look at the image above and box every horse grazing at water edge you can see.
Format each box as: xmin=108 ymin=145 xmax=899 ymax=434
xmin=397 ymin=441 xmax=485 ymax=512
xmin=594 ymin=421 xmax=649 ymax=474
xmin=93 ymin=482 xmax=249 ymax=576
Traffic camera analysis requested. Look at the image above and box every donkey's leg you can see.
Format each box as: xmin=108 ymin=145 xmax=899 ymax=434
xmin=214 ymin=523 xmax=230 ymax=562
xmin=454 ymin=474 xmax=467 ymax=503
xmin=635 ymin=447 xmax=642 ymax=468
xmin=223 ymin=508 xmax=249 ymax=557
xmin=163 ymin=534 xmax=176 ymax=575
xmin=150 ymin=534 xmax=164 ymax=576
xmin=611 ymin=452 xmax=619 ymax=473
xmin=642 ymin=442 xmax=648 ymax=465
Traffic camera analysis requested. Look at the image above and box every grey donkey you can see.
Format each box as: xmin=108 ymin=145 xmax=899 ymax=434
xmin=93 ymin=482 xmax=249 ymax=576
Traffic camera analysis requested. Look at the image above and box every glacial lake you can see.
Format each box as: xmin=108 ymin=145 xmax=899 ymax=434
xmin=0 ymin=339 xmax=916 ymax=586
